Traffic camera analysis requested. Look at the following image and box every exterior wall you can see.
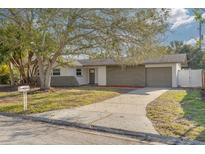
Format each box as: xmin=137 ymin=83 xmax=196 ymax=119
xmin=178 ymin=69 xmax=202 ymax=88
xmin=60 ymin=66 xmax=71 ymax=76
xmin=52 ymin=62 xmax=184 ymax=87
xmin=174 ymin=63 xmax=181 ymax=87
xmin=51 ymin=76 xmax=79 ymax=87
xmin=97 ymin=66 xmax=106 ymax=85
xmin=52 ymin=66 xmax=89 ymax=85
xmin=145 ymin=63 xmax=181 ymax=87
xmin=76 ymin=68 xmax=88 ymax=85
xmin=106 ymin=65 xmax=146 ymax=86
xmin=52 ymin=65 xmax=104 ymax=86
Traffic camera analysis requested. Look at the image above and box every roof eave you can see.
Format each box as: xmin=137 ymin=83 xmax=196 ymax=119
xmin=144 ymin=61 xmax=186 ymax=65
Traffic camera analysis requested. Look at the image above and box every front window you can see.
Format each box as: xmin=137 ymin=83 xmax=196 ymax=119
xmin=52 ymin=69 xmax=60 ymax=76
xmin=76 ymin=69 xmax=82 ymax=76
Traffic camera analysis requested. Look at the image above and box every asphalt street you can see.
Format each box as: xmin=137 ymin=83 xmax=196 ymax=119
xmin=0 ymin=115 xmax=160 ymax=144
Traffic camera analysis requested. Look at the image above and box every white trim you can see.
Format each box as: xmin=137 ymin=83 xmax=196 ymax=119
xmin=97 ymin=66 xmax=107 ymax=86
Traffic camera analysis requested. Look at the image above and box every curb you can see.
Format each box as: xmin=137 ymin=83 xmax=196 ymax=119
xmin=0 ymin=112 xmax=204 ymax=145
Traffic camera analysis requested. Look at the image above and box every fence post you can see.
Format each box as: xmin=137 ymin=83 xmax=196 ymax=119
xmin=202 ymin=70 xmax=205 ymax=89
xmin=189 ymin=69 xmax=191 ymax=87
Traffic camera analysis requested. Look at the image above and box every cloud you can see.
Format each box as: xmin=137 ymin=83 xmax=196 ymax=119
xmin=169 ymin=9 xmax=195 ymax=30
xmin=184 ymin=38 xmax=197 ymax=45
xmin=184 ymin=36 xmax=205 ymax=47
xmin=202 ymin=12 xmax=205 ymax=19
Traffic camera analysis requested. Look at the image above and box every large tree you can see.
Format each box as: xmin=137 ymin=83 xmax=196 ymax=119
xmin=193 ymin=8 xmax=205 ymax=50
xmin=168 ymin=41 xmax=205 ymax=68
xmin=0 ymin=24 xmax=38 ymax=85
xmin=0 ymin=9 xmax=169 ymax=90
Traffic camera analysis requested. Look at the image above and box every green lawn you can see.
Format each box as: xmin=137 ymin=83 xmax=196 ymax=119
xmin=147 ymin=89 xmax=205 ymax=142
xmin=0 ymin=86 xmax=125 ymax=114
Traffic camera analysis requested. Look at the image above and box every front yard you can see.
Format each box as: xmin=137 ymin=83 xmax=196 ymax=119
xmin=0 ymin=86 xmax=128 ymax=114
xmin=147 ymin=89 xmax=205 ymax=142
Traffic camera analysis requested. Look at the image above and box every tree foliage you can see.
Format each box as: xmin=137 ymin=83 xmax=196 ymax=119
xmin=168 ymin=41 xmax=205 ymax=69
xmin=0 ymin=24 xmax=38 ymax=84
xmin=0 ymin=64 xmax=10 ymax=84
xmin=192 ymin=8 xmax=205 ymax=49
xmin=0 ymin=8 xmax=169 ymax=89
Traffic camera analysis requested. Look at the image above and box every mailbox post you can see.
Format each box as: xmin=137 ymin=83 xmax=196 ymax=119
xmin=18 ymin=86 xmax=30 ymax=111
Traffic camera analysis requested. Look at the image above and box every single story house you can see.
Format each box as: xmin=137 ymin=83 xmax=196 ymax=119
xmin=51 ymin=53 xmax=187 ymax=88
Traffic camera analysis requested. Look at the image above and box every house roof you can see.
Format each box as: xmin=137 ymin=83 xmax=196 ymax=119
xmin=144 ymin=54 xmax=187 ymax=64
xmin=78 ymin=59 xmax=116 ymax=66
xmin=75 ymin=54 xmax=187 ymax=66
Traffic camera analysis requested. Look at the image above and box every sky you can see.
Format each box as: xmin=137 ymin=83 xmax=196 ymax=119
xmin=165 ymin=8 xmax=205 ymax=45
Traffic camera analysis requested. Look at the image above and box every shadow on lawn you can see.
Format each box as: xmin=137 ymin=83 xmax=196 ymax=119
xmin=72 ymin=86 xmax=168 ymax=95
xmin=70 ymin=86 xmax=136 ymax=94
xmin=1 ymin=85 xmax=133 ymax=94
xmin=179 ymin=89 xmax=205 ymax=142
xmin=0 ymin=85 xmax=166 ymax=95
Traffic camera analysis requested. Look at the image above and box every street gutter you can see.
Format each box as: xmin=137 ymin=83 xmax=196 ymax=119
xmin=0 ymin=112 xmax=204 ymax=145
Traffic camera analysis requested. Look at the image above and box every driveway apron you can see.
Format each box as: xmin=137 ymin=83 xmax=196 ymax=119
xmin=33 ymin=88 xmax=168 ymax=135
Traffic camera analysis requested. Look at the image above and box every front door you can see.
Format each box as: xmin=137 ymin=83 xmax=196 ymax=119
xmin=89 ymin=69 xmax=95 ymax=84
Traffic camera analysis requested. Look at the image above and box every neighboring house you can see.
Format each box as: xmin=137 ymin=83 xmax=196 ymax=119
xmin=51 ymin=54 xmax=187 ymax=88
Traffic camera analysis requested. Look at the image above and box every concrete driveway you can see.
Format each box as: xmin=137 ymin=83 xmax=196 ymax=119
xmin=33 ymin=88 xmax=168 ymax=135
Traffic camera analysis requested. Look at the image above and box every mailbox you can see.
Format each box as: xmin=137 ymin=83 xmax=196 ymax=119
xmin=18 ymin=86 xmax=30 ymax=92
xmin=18 ymin=85 xmax=30 ymax=111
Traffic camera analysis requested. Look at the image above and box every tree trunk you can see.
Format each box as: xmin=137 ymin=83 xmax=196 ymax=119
xmin=37 ymin=56 xmax=45 ymax=90
xmin=37 ymin=56 xmax=53 ymax=90
xmin=199 ymin=21 xmax=202 ymax=51
xmin=44 ymin=68 xmax=52 ymax=90
xmin=8 ymin=62 xmax=15 ymax=86
xmin=39 ymin=67 xmax=52 ymax=90
xmin=19 ymin=68 xmax=27 ymax=84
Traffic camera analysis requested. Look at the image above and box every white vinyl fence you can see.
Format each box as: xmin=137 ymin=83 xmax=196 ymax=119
xmin=178 ymin=69 xmax=202 ymax=88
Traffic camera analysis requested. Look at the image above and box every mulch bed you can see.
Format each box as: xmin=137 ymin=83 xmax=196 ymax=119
xmin=0 ymin=85 xmax=17 ymax=92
